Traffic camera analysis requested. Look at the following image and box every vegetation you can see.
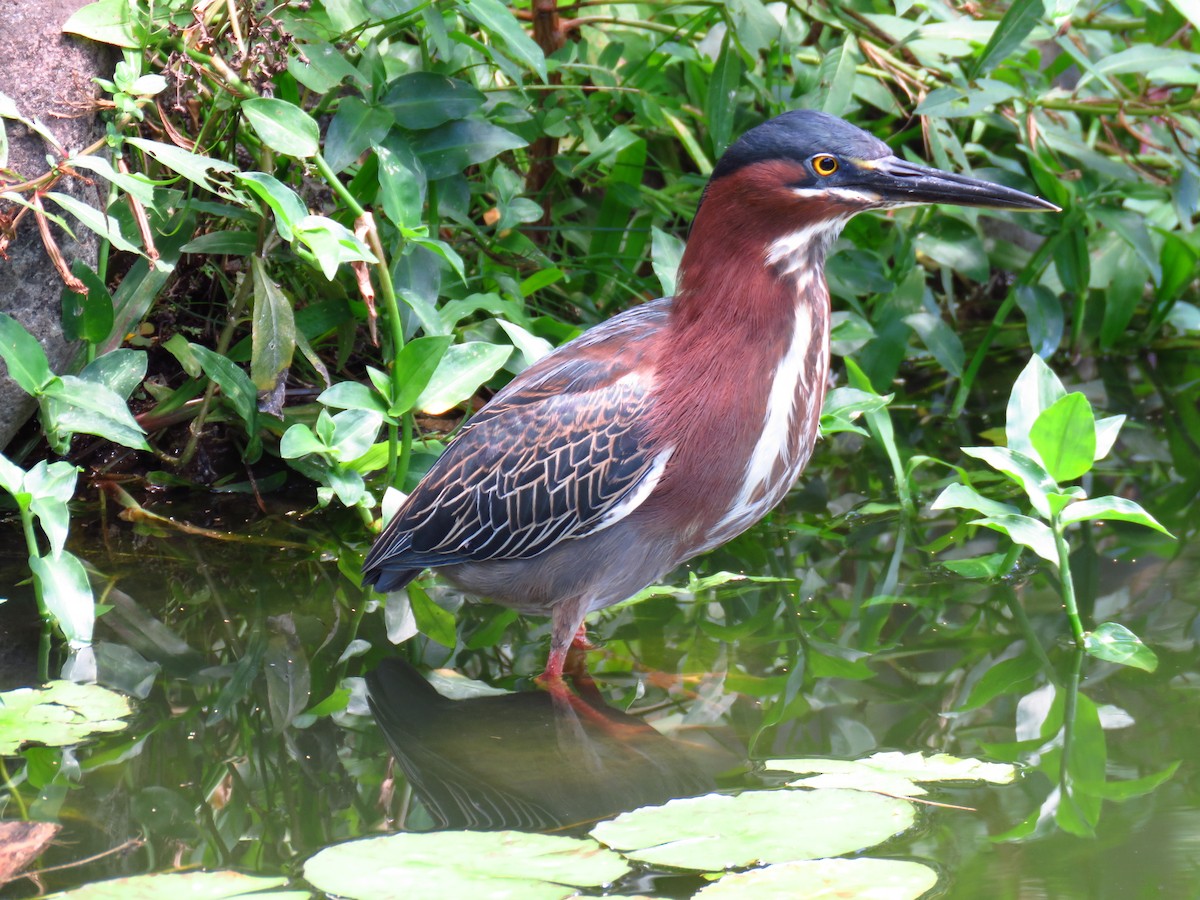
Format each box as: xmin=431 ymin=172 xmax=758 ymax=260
xmin=0 ymin=0 xmax=1197 ymax=893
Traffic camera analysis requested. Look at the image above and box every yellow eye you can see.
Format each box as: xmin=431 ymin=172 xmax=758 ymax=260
xmin=812 ymin=154 xmax=839 ymax=176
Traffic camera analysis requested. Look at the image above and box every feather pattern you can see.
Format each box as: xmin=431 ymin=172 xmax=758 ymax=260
xmin=362 ymin=300 xmax=672 ymax=591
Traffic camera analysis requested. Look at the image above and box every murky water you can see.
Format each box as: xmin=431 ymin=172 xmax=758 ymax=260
xmin=2 ymin=488 xmax=1196 ymax=897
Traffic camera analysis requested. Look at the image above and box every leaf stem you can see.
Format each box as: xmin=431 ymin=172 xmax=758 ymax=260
xmin=1052 ymin=513 xmax=1085 ymax=647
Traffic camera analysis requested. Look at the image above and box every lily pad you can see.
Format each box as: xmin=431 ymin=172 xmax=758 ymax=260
xmin=46 ymin=871 xmax=307 ymax=899
xmin=0 ymin=681 xmax=132 ymax=754
xmin=303 ymin=830 xmax=629 ymax=900
xmin=767 ymin=751 xmax=1015 ymax=796
xmin=589 ymin=789 xmax=913 ymax=871
xmin=695 ymin=858 xmax=939 ymax=899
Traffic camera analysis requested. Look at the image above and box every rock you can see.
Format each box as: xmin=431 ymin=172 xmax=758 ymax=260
xmin=0 ymin=0 xmax=112 ymax=450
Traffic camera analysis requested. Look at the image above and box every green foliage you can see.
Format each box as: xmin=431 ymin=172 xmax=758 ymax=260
xmin=934 ymin=356 xmax=1171 ymax=668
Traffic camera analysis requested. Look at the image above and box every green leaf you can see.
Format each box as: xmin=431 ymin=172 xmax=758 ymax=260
xmin=324 ymin=97 xmax=393 ymax=173
xmin=962 ymin=446 xmax=1057 ymax=518
xmin=293 ymin=215 xmax=376 ymax=279
xmin=180 ymin=230 xmax=258 ymax=255
xmin=304 ymin=830 xmax=627 ymax=900
xmin=1006 ymin=355 xmax=1067 ymax=459
xmin=185 ymin=343 xmax=259 ymax=445
xmin=591 ymin=789 xmax=914 ymax=870
xmin=249 ymin=258 xmax=297 ymax=391
xmin=44 ymin=192 xmax=143 ymax=255
xmin=25 ymin=460 xmax=79 ymax=556
xmin=705 ymin=34 xmax=742 ymax=156
xmin=0 ymin=311 xmax=55 ymax=394
xmin=407 ymin=581 xmax=457 ymax=647
xmin=463 ymin=0 xmax=547 ymax=80
xmin=411 ymin=120 xmax=527 ymax=180
xmin=236 ymin=172 xmax=308 ymax=241
xmin=30 ymin=552 xmax=95 ymax=646
xmin=1093 ymin=415 xmax=1125 ymax=460
xmin=127 ymin=138 xmax=242 ymax=195
xmin=650 ymin=226 xmax=686 ymax=297
xmin=821 ymin=34 xmax=858 ymax=117
xmin=958 ymin=654 xmax=1042 ymax=710
xmin=415 ymin=342 xmax=512 ymax=414
xmin=380 ymin=73 xmax=486 ymax=130
xmin=62 ymin=0 xmax=138 ymax=47
xmin=48 ymin=871 xmax=302 ymax=900
xmin=970 ymin=513 xmax=1058 ymax=563
xmin=1059 ymin=496 xmax=1173 ymax=537
xmin=241 ymin=98 xmax=320 ymax=158
xmin=931 ymin=483 xmax=1020 ymax=518
xmin=904 ymin=311 xmax=965 ymax=377
xmin=1014 ymin=284 xmax=1063 ymax=358
xmin=1029 ymin=392 xmax=1096 ymax=482
xmin=289 ymin=42 xmax=368 ymax=93
xmin=43 ymin=375 xmax=150 ymax=450
xmin=330 ymin=409 xmax=383 ymax=461
xmin=973 ymin=0 xmax=1044 ymax=76
xmin=318 ymin=381 xmax=389 ymax=416
xmin=695 ymin=859 xmax=937 ymax=899
xmin=0 ymin=681 xmax=131 ymax=755
xmin=62 ymin=262 xmax=115 ymax=344
xmin=376 ymin=135 xmax=427 ymax=230
xmin=1085 ymin=622 xmax=1158 ymax=672
xmin=280 ymin=424 xmax=330 ymax=459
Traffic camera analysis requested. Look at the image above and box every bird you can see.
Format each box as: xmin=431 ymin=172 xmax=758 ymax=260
xmin=362 ymin=110 xmax=1058 ymax=682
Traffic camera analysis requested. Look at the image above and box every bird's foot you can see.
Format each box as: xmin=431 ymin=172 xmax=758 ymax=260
xmin=570 ymin=624 xmax=600 ymax=652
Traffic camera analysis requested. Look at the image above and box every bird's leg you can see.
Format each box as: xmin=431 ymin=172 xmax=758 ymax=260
xmin=537 ymin=596 xmax=591 ymax=686
xmin=570 ymin=623 xmax=599 ymax=652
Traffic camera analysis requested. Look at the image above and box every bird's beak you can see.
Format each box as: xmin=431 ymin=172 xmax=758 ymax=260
xmin=862 ymin=156 xmax=1061 ymax=212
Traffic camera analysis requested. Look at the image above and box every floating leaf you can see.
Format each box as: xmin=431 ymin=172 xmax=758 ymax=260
xmin=46 ymin=870 xmax=306 ymax=899
xmin=695 ymin=858 xmax=938 ymax=900
xmin=590 ymin=789 xmax=914 ymax=871
xmin=0 ymin=682 xmax=130 ymax=754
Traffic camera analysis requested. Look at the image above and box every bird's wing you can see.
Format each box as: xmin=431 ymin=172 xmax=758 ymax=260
xmin=362 ymin=300 xmax=672 ymax=580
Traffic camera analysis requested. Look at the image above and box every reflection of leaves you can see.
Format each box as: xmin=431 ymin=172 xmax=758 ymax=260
xmin=0 ymin=682 xmax=131 ymax=754
xmin=695 ymin=858 xmax=938 ymax=900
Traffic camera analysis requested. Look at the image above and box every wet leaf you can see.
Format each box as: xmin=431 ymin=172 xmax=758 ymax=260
xmin=931 ymin=483 xmax=1020 ymax=518
xmin=304 ymin=831 xmax=628 ymax=900
xmin=1029 ymin=392 xmax=1096 ymax=483
xmin=0 ymin=682 xmax=130 ymax=754
xmin=1006 ymin=356 xmax=1067 ymax=460
xmin=1085 ymin=622 xmax=1159 ymax=672
xmin=695 ymin=858 xmax=938 ymax=899
xmin=30 ymin=552 xmax=95 ymax=646
xmin=590 ymin=789 xmax=914 ymax=870
xmin=415 ymin=341 xmax=511 ymax=414
xmin=1060 ymin=496 xmax=1173 ymax=537
xmin=250 ymin=258 xmax=297 ymax=392
xmin=970 ymin=513 xmax=1058 ymax=563
xmin=47 ymin=870 xmax=305 ymax=899
xmin=962 ymin=446 xmax=1057 ymax=518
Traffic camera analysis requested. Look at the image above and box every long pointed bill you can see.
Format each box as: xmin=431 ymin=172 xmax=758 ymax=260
xmin=865 ymin=156 xmax=1060 ymax=212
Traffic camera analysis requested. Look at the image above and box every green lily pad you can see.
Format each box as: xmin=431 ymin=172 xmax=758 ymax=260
xmin=589 ymin=789 xmax=914 ymax=871
xmin=303 ymin=830 xmax=629 ymax=900
xmin=46 ymin=871 xmax=307 ymax=899
xmin=695 ymin=858 xmax=939 ymax=899
xmin=766 ymin=751 xmax=1016 ymax=796
xmin=0 ymin=681 xmax=132 ymax=754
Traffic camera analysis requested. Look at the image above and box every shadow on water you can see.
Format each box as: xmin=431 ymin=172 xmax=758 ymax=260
xmin=1 ymin=351 xmax=1198 ymax=897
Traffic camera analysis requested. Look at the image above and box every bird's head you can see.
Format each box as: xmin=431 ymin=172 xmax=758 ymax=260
xmin=704 ymin=109 xmax=1059 ymax=217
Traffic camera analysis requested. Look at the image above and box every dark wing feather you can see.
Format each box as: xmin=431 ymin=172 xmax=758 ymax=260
xmin=362 ymin=300 xmax=671 ymax=588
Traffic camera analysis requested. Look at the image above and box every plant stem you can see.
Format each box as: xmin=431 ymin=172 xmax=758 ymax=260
xmin=0 ymin=757 xmax=30 ymax=820
xmin=1052 ymin=514 xmax=1085 ymax=646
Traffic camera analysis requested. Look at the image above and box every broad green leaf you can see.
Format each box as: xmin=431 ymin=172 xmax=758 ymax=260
xmin=45 ymin=192 xmax=142 ymax=255
xmin=1006 ymin=355 xmax=1066 ymax=459
xmin=1052 ymin=213 xmax=1090 ymax=296
xmin=280 ymin=425 xmax=330 ymax=459
xmin=496 ymin=319 xmax=552 ymax=370
xmin=30 ymin=552 xmax=95 ymax=646
xmin=43 ymin=375 xmax=150 ymax=450
xmin=705 ymin=34 xmax=742 ymax=156
xmin=180 ymin=230 xmax=258 ymax=255
xmin=324 ymin=97 xmax=393 ymax=173
xmin=289 ymin=41 xmax=368 ymax=93
xmin=407 ymin=582 xmax=457 ymax=648
xmin=381 ymin=73 xmax=486 ymax=130
xmin=0 ymin=681 xmax=130 ymax=755
xmin=958 ymin=654 xmax=1042 ymax=710
xmin=904 ymin=311 xmax=965 ymax=377
xmin=242 ymin=98 xmax=320 ymax=158
xmin=591 ymin=789 xmax=913 ymax=870
xmin=940 ymin=553 xmax=1011 ymax=579
xmin=415 ymin=342 xmax=511 ymax=414
xmin=65 ymin=154 xmax=160 ymax=205
xmin=330 ymin=409 xmax=384 ymax=461
xmin=915 ymin=217 xmax=989 ymax=282
xmin=931 ymin=483 xmax=1020 ymax=518
xmin=821 ymin=34 xmax=858 ymax=117
xmin=47 ymin=870 xmax=303 ymax=899
xmin=411 ymin=120 xmax=527 ymax=180
xmin=236 ymin=172 xmax=308 ymax=240
xmin=1093 ymin=415 xmax=1125 ymax=460
xmin=127 ymin=138 xmax=242 ymax=196
xmin=250 ymin=258 xmax=297 ymax=391
xmin=463 ymin=0 xmax=547 ymax=79
xmin=970 ymin=513 xmax=1058 ymax=563
xmin=25 ymin=460 xmax=79 ymax=556
xmin=292 ymin=215 xmax=376 ymax=279
xmin=62 ymin=262 xmax=114 ymax=344
xmin=304 ymin=830 xmax=627 ymax=900
xmin=650 ymin=225 xmax=686 ymax=296
xmin=0 ymin=311 xmax=54 ymax=394
xmin=1059 ymin=496 xmax=1173 ymax=536
xmin=376 ymin=135 xmax=427 ymax=230
xmin=1029 ymin=392 xmax=1096 ymax=482
xmin=695 ymin=858 xmax=938 ymax=899
xmin=962 ymin=446 xmax=1056 ymax=518
xmin=973 ymin=0 xmax=1044 ymax=76
xmin=1014 ymin=284 xmax=1063 ymax=359
xmin=62 ymin=0 xmax=138 ymax=47
xmin=185 ymin=343 xmax=259 ymax=438
xmin=0 ymin=452 xmax=23 ymax=495
xmin=1085 ymin=622 xmax=1158 ymax=672
xmin=319 ymin=381 xmax=389 ymax=416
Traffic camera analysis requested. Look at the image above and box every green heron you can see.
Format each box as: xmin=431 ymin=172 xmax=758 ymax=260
xmin=362 ymin=110 xmax=1057 ymax=680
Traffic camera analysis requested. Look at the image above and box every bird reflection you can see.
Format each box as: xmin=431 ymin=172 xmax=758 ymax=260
xmin=366 ymin=658 xmax=720 ymax=832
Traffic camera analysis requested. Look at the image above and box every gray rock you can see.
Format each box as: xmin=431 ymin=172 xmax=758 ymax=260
xmin=0 ymin=0 xmax=112 ymax=450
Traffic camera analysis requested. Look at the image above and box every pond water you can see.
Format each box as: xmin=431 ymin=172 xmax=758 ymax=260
xmin=1 ymin=351 xmax=1197 ymax=898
